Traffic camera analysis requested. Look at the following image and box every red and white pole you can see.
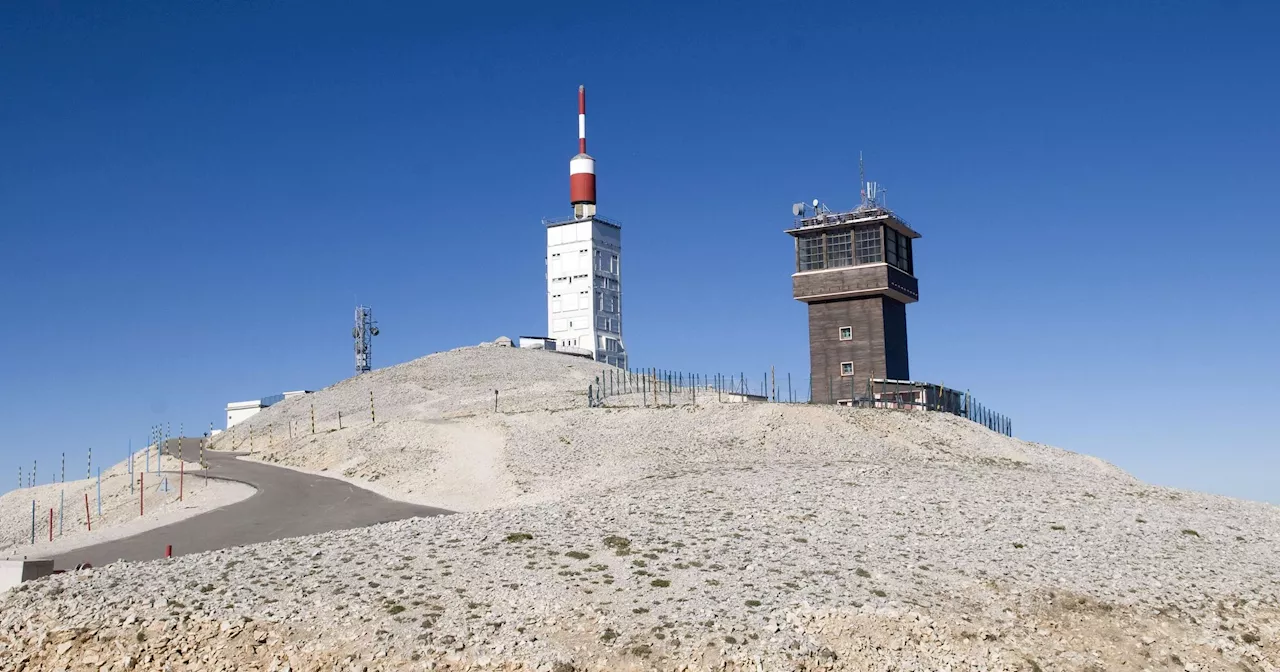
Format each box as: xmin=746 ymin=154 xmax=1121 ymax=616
xmin=578 ymin=85 xmax=587 ymax=155
xmin=569 ymin=85 xmax=596 ymax=207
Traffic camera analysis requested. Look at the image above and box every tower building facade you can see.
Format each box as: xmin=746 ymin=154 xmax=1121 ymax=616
xmin=786 ymin=178 xmax=920 ymax=403
xmin=545 ymin=86 xmax=627 ymax=367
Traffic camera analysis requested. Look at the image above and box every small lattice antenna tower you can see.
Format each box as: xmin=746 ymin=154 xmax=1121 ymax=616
xmin=353 ymin=305 xmax=380 ymax=374
xmin=859 ymin=151 xmax=867 ymax=208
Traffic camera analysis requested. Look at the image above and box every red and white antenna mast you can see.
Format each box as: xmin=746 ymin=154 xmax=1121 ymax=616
xmin=570 ymin=85 xmax=597 ymax=218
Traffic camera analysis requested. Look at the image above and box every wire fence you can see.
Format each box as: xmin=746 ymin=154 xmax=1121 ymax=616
xmin=587 ymin=367 xmax=1012 ymax=437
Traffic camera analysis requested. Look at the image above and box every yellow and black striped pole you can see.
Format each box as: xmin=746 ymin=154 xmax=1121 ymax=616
xmin=310 ymin=404 xmax=316 ymax=434
xmin=370 ymin=390 xmax=376 ymax=424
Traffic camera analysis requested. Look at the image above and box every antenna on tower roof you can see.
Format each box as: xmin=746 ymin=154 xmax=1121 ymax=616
xmin=857 ymin=152 xmax=886 ymax=211
xmin=859 ymin=151 xmax=867 ymax=208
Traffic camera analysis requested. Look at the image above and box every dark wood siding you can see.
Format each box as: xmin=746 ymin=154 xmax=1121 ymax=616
xmin=794 ymin=265 xmax=918 ymax=303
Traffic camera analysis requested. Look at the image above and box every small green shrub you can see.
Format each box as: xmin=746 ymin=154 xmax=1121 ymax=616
xmin=650 ymin=579 xmax=671 ymax=588
xmin=506 ymin=532 xmax=533 ymax=542
xmin=1181 ymin=529 xmax=1200 ymax=537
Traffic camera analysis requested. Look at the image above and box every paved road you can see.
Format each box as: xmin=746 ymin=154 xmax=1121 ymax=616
xmin=52 ymin=438 xmax=451 ymax=569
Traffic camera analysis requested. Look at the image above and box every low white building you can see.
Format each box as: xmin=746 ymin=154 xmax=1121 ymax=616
xmin=225 ymin=390 xmax=311 ymax=429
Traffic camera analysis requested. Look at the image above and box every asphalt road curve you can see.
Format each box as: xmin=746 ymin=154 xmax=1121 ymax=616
xmin=52 ymin=438 xmax=451 ymax=569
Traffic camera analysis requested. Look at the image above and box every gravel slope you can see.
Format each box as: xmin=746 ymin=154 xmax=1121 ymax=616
xmin=1 ymin=345 xmax=1277 ymax=671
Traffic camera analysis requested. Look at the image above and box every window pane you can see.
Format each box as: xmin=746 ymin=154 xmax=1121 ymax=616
xmin=825 ymin=230 xmax=852 ymax=268
xmin=798 ymin=234 xmax=825 ymax=271
xmin=854 ymin=225 xmax=882 ymax=264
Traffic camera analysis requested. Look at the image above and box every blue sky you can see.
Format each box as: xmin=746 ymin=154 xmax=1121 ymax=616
xmin=2 ymin=2 xmax=1277 ymax=502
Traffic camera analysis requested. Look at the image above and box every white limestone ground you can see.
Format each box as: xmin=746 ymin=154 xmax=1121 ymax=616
xmin=1 ymin=345 xmax=1278 ymax=671
xmin=0 ymin=453 xmax=256 ymax=561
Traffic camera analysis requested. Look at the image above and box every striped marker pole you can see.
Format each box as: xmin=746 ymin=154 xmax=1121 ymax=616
xmin=18 ymin=466 xmax=22 ymax=490
xmin=370 ymin=390 xmax=376 ymax=424
xmin=310 ymin=405 xmax=315 ymax=434
xmin=85 ymin=493 xmax=91 ymax=531
xmin=31 ymin=501 xmax=35 ymax=544
xmin=87 ymin=447 xmax=91 ymax=481
xmin=32 ymin=460 xmax=36 ymax=488
xmin=61 ymin=452 xmax=65 ymax=484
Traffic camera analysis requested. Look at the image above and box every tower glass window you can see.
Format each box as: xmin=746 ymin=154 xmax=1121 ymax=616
xmin=825 ymin=230 xmax=852 ymax=268
xmin=839 ymin=326 xmax=852 ymax=340
xmin=798 ymin=234 xmax=824 ymax=271
xmin=854 ymin=225 xmax=882 ymax=264
xmin=840 ymin=362 xmax=854 ymax=377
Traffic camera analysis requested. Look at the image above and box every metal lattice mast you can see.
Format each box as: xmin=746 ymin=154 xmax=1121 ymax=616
xmin=353 ymin=305 xmax=379 ymax=375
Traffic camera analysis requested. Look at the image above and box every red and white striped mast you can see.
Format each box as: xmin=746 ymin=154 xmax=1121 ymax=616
xmin=570 ymin=85 xmax=597 ymax=218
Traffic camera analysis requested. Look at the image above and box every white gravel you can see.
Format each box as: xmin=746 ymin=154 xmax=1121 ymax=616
xmin=2 ymin=345 xmax=1277 ymax=671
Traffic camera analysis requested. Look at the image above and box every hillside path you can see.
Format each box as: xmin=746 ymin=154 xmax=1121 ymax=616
xmin=51 ymin=438 xmax=451 ymax=569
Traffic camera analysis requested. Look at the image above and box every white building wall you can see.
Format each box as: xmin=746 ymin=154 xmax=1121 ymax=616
xmin=547 ymin=218 xmax=626 ymax=368
xmin=226 ymin=402 xmax=263 ymax=429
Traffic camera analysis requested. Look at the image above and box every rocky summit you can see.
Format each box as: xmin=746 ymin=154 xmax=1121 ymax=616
xmin=2 ymin=347 xmax=1277 ymax=671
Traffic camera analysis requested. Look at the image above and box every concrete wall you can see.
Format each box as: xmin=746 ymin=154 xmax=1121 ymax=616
xmin=226 ymin=403 xmax=263 ymax=429
xmin=546 ymin=218 xmax=627 ymax=368
xmin=0 ymin=559 xmax=54 ymax=593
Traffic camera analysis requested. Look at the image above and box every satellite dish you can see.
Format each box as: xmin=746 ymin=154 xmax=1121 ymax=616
xmin=792 ymin=202 xmax=805 ymax=217
xmin=812 ymin=199 xmax=819 ymax=207
xmin=370 ymin=327 xmax=380 ymax=336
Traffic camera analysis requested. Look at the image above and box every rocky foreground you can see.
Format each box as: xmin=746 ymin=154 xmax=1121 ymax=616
xmin=2 ymin=347 xmax=1277 ymax=670
xmin=3 ymin=443 xmax=1278 ymax=670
